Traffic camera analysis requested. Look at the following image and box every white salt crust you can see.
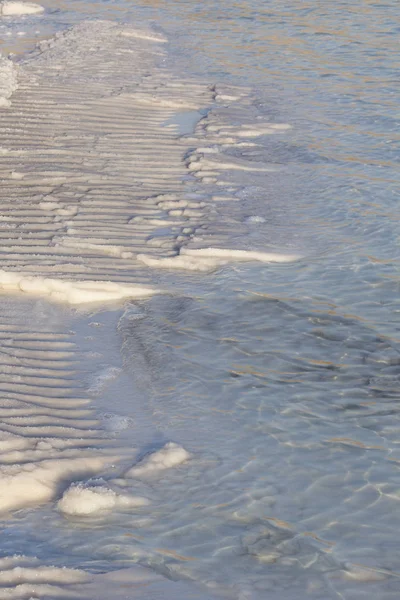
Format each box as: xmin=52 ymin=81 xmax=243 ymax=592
xmin=127 ymin=442 xmax=190 ymax=477
xmin=58 ymin=483 xmax=150 ymax=516
xmin=0 ymin=1 xmax=44 ymax=15
xmin=0 ymin=54 xmax=17 ymax=107
xmin=0 ymin=556 xmax=222 ymax=599
xmin=138 ymin=247 xmax=301 ymax=272
xmin=0 ymin=456 xmax=110 ymax=513
xmin=0 ymin=270 xmax=157 ymax=304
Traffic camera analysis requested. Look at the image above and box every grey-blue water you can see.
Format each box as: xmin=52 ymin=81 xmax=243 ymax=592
xmin=1 ymin=1 xmax=400 ymax=598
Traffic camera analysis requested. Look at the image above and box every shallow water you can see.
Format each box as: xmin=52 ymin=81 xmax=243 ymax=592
xmin=1 ymin=1 xmax=400 ymax=599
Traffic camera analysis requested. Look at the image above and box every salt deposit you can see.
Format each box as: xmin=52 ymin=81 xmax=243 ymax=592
xmin=0 ymin=17 xmax=305 ymax=600
xmin=0 ymin=454 xmax=110 ymax=513
xmin=0 ymin=556 xmax=219 ymax=599
xmin=127 ymin=442 xmax=190 ymax=477
xmin=0 ymin=54 xmax=17 ymax=107
xmin=0 ymin=1 xmax=44 ymax=15
xmin=246 ymin=215 xmax=266 ymax=223
xmin=58 ymin=483 xmax=150 ymax=516
xmin=181 ymin=247 xmax=300 ymax=263
xmin=0 ymin=271 xmax=157 ymax=304
xmin=0 ymin=297 xmax=121 ymax=514
xmin=0 ymin=20 xmax=298 ymax=304
xmin=138 ymin=247 xmax=300 ymax=272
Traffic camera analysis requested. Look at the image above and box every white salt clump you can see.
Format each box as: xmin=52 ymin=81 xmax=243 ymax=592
xmin=58 ymin=483 xmax=150 ymax=516
xmin=246 ymin=215 xmax=266 ymax=224
xmin=0 ymin=54 xmax=17 ymax=108
xmin=0 ymin=1 xmax=44 ymax=15
xmin=0 ymin=564 xmax=88 ymax=585
xmin=237 ymin=123 xmax=292 ymax=137
xmin=0 ymin=456 xmax=107 ymax=513
xmin=0 ymin=270 xmax=157 ymax=304
xmin=127 ymin=442 xmax=190 ymax=477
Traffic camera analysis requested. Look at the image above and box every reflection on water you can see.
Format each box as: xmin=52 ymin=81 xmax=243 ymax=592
xmin=1 ymin=0 xmax=400 ymax=598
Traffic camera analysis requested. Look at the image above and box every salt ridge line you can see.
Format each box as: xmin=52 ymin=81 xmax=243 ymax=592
xmin=0 ymin=270 xmax=157 ymax=304
xmin=138 ymin=247 xmax=301 ymax=272
xmin=0 ymin=556 xmax=221 ymax=599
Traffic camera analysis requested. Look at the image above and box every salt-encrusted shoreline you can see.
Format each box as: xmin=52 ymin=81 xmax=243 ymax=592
xmin=0 ymin=21 xmax=296 ymax=599
xmin=0 ymin=53 xmax=17 ymax=107
xmin=0 ymin=20 xmax=297 ymax=305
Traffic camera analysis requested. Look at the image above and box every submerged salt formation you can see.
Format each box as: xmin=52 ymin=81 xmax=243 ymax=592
xmin=0 ymin=555 xmax=220 ymax=599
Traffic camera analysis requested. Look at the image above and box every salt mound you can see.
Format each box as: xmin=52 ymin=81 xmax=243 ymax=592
xmin=0 ymin=270 xmax=157 ymax=304
xmin=181 ymin=247 xmax=301 ymax=263
xmin=0 ymin=54 xmax=17 ymax=108
xmin=127 ymin=442 xmax=190 ymax=477
xmin=0 ymin=1 xmax=44 ymax=15
xmin=138 ymin=247 xmax=300 ymax=272
xmin=0 ymin=456 xmax=107 ymax=513
xmin=58 ymin=483 xmax=150 ymax=516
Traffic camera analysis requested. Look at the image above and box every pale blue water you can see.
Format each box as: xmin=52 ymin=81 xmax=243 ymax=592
xmin=1 ymin=1 xmax=400 ymax=598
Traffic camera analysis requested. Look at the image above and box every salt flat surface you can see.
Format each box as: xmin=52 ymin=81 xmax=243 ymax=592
xmin=1 ymin=7 xmax=399 ymax=600
xmin=0 ymin=19 xmax=300 ymax=600
xmin=0 ymin=19 xmax=297 ymax=306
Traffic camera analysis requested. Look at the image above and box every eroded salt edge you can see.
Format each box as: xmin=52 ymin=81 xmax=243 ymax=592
xmin=0 ymin=243 xmax=300 ymax=303
xmin=0 ymin=270 xmax=158 ymax=304
xmin=0 ymin=54 xmax=17 ymax=107
xmin=138 ymin=247 xmax=301 ymax=272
